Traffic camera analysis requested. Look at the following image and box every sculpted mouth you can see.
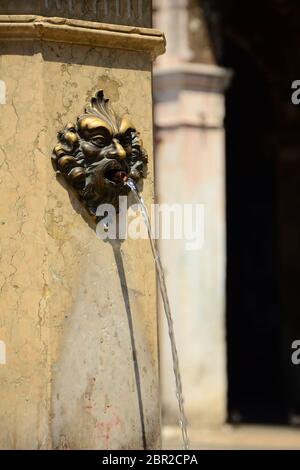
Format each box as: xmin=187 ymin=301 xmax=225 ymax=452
xmin=103 ymin=161 xmax=128 ymax=185
xmin=105 ymin=168 xmax=128 ymax=184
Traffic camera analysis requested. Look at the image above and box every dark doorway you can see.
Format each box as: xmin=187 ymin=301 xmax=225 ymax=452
xmin=224 ymin=40 xmax=287 ymax=424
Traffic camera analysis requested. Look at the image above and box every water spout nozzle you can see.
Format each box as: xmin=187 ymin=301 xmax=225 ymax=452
xmin=115 ymin=171 xmax=128 ymax=183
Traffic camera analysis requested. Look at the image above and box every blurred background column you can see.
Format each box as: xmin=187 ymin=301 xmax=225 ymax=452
xmin=153 ymin=0 xmax=231 ymax=426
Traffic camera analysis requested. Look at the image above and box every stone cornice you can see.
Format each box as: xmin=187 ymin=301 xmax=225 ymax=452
xmin=0 ymin=15 xmax=165 ymax=59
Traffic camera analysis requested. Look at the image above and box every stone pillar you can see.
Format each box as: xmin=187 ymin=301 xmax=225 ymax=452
xmin=153 ymin=0 xmax=231 ymax=427
xmin=0 ymin=0 xmax=165 ymax=450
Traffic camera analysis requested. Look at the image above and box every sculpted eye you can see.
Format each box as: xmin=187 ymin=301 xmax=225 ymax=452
xmin=91 ymin=135 xmax=110 ymax=148
xmin=120 ymin=130 xmax=132 ymax=148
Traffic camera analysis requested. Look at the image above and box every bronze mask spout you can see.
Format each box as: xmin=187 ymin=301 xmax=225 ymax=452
xmin=52 ymin=90 xmax=147 ymax=216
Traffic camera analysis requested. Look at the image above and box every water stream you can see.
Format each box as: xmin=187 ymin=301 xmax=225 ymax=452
xmin=126 ymin=179 xmax=190 ymax=450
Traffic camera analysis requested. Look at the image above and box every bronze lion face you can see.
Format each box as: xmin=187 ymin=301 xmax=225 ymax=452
xmin=52 ymin=90 xmax=147 ymax=216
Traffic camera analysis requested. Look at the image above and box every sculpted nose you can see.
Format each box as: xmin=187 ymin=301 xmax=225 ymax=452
xmin=112 ymin=138 xmax=126 ymax=160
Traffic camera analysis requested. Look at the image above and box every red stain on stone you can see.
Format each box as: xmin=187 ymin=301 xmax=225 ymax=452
xmin=95 ymin=410 xmax=121 ymax=449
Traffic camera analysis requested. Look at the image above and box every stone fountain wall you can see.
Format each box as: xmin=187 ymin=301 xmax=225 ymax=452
xmin=0 ymin=1 xmax=165 ymax=450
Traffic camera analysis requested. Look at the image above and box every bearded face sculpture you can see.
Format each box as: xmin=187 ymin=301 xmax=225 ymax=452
xmin=52 ymin=90 xmax=147 ymax=216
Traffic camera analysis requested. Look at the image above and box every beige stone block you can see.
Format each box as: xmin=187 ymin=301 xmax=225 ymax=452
xmin=0 ymin=27 xmax=163 ymax=449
